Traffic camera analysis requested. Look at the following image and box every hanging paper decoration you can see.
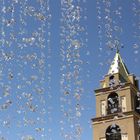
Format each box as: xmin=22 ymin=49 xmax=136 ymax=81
xmin=60 ymin=0 xmax=88 ymax=139
xmin=96 ymin=0 xmax=123 ymax=62
xmin=0 ymin=0 xmax=52 ymax=139
xmin=132 ymin=0 xmax=140 ymax=63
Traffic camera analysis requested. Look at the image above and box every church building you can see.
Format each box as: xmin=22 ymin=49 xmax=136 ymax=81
xmin=92 ymin=51 xmax=140 ymax=140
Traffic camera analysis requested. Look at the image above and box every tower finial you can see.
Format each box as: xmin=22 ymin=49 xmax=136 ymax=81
xmin=114 ymin=40 xmax=123 ymax=53
xmin=116 ymin=43 xmax=120 ymax=53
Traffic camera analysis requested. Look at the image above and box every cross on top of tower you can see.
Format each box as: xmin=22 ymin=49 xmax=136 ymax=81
xmin=114 ymin=40 xmax=123 ymax=53
xmin=108 ymin=40 xmax=129 ymax=80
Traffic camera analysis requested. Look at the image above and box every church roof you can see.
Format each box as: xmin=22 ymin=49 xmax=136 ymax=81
xmin=108 ymin=51 xmax=129 ymax=77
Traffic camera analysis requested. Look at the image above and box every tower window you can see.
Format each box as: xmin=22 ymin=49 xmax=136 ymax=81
xmin=120 ymin=96 xmax=127 ymax=112
xmin=109 ymin=75 xmax=115 ymax=80
xmin=107 ymin=92 xmax=120 ymax=114
xmin=100 ymin=100 xmax=106 ymax=116
xmin=135 ymin=92 xmax=140 ymax=114
xmin=121 ymin=133 xmax=128 ymax=140
xmin=109 ymin=75 xmax=116 ymax=88
xmin=106 ymin=124 xmax=121 ymax=140
xmin=138 ymin=134 xmax=140 ymax=140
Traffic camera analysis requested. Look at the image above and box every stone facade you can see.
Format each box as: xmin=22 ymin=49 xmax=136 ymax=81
xmin=92 ymin=52 xmax=140 ymax=140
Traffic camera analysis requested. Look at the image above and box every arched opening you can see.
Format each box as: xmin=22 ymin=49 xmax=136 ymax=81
xmin=107 ymin=92 xmax=120 ymax=114
xmin=135 ymin=92 xmax=140 ymax=114
xmin=109 ymin=75 xmax=115 ymax=80
xmin=109 ymin=75 xmax=115 ymax=88
xmin=106 ymin=124 xmax=121 ymax=140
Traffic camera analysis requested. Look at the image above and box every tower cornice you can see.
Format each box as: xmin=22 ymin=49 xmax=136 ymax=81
xmin=94 ymin=82 xmax=139 ymax=95
xmin=91 ymin=111 xmax=140 ymax=123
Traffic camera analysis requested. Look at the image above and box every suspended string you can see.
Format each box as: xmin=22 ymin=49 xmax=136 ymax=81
xmin=0 ymin=0 xmax=16 ymax=139
xmin=96 ymin=0 xmax=103 ymax=54
xmin=105 ymin=0 xmax=123 ymax=51
xmin=39 ymin=0 xmax=52 ymax=139
xmin=132 ymin=0 xmax=140 ymax=63
xmin=0 ymin=0 xmax=51 ymax=139
xmin=96 ymin=0 xmax=114 ymax=69
xmin=96 ymin=0 xmax=105 ymax=69
xmin=18 ymin=0 xmax=52 ymax=139
xmin=96 ymin=0 xmax=123 ymax=74
xmin=60 ymin=0 xmax=87 ymax=139
xmin=97 ymin=0 xmax=123 ymax=56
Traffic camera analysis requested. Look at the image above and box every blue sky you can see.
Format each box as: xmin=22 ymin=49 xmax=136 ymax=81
xmin=0 ymin=0 xmax=140 ymax=140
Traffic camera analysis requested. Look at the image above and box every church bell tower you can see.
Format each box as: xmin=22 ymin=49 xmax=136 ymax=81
xmin=92 ymin=51 xmax=140 ymax=140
